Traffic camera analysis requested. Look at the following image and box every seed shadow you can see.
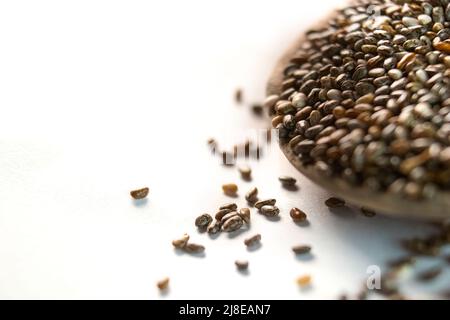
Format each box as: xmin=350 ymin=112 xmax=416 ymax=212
xmin=264 ymin=215 xmax=281 ymax=222
xmin=132 ymin=198 xmax=148 ymax=207
xmin=158 ymin=288 xmax=170 ymax=298
xmin=208 ymin=232 xmax=221 ymax=240
xmin=294 ymin=252 xmax=315 ymax=262
xmin=328 ymin=207 xmax=357 ymax=219
xmin=246 ymin=242 xmax=262 ymax=252
xmin=298 ymin=285 xmax=313 ymax=293
xmin=227 ymin=227 xmax=250 ymax=239
xmin=282 ymin=185 xmax=299 ymax=192
xmin=242 ymin=177 xmax=253 ymax=183
xmin=237 ymin=269 xmax=250 ymax=276
xmin=173 ymin=248 xmax=206 ymax=259
xmin=246 ymin=200 xmax=258 ymax=207
xmin=294 ymin=220 xmax=310 ymax=228
xmin=224 ymin=194 xmax=239 ymax=199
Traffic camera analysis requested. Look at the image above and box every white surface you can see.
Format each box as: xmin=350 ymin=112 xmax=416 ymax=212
xmin=0 ymin=0 xmax=449 ymax=300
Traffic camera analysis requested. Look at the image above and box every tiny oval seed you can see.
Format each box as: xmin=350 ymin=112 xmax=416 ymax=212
xmin=238 ymin=165 xmax=252 ymax=180
xmin=255 ymin=199 xmax=276 ymax=209
xmin=278 ymin=176 xmax=297 ymax=187
xmin=184 ymin=243 xmax=205 ymax=253
xmin=290 ymin=208 xmax=307 ymax=222
xmin=296 ymin=275 xmax=312 ymax=288
xmin=235 ymin=88 xmax=243 ymax=103
xmin=222 ymin=183 xmax=238 ymax=196
xmin=195 ymin=214 xmax=213 ymax=229
xmin=238 ymin=208 xmax=251 ymax=224
xmin=244 ymin=234 xmax=261 ymax=247
xmin=172 ymin=233 xmax=190 ymax=249
xmin=260 ymin=205 xmax=280 ymax=217
xmin=235 ymin=260 xmax=249 ymax=271
xmin=207 ymin=220 xmax=221 ymax=234
xmin=417 ymin=267 xmax=442 ymax=282
xmin=245 ymin=187 xmax=258 ymax=203
xmin=215 ymin=209 xmax=233 ymax=221
xmin=222 ymin=216 xmax=244 ymax=232
xmin=130 ymin=187 xmax=149 ymax=200
xmin=157 ymin=277 xmax=170 ymax=290
xmin=292 ymin=245 xmax=312 ymax=255
xmin=219 ymin=203 xmax=238 ymax=211
xmin=325 ymin=197 xmax=346 ymax=208
xmin=361 ymin=207 xmax=377 ymax=217
xmin=221 ymin=211 xmax=239 ymax=222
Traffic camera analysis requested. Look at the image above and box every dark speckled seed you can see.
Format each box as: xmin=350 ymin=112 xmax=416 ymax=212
xmin=309 ymin=110 xmax=322 ymax=126
xmin=260 ymin=205 xmax=280 ymax=217
xmin=327 ymin=89 xmax=342 ymax=101
xmin=374 ymin=76 xmax=391 ymax=87
xmin=353 ymin=65 xmax=368 ymax=81
xmin=305 ymin=125 xmax=324 ymax=139
xmin=294 ymin=140 xmax=315 ymax=154
xmin=378 ymin=45 xmax=394 ymax=56
xmin=384 ymin=57 xmax=397 ymax=69
xmin=355 ymin=82 xmax=375 ymax=95
xmin=300 ymin=80 xmax=318 ymax=94
xmin=325 ymin=197 xmax=346 ymax=208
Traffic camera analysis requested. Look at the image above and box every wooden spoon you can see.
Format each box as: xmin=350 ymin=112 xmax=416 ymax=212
xmin=266 ymin=25 xmax=450 ymax=220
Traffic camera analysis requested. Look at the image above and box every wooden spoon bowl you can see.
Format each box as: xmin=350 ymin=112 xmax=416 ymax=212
xmin=267 ymin=29 xmax=450 ymax=220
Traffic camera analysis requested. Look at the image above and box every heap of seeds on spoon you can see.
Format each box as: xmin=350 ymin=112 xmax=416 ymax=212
xmin=151 ymin=0 xmax=450 ymax=298
xmin=267 ymin=0 xmax=450 ymax=200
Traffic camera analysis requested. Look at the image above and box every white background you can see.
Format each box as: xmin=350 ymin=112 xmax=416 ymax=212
xmin=0 ymin=0 xmax=449 ymax=299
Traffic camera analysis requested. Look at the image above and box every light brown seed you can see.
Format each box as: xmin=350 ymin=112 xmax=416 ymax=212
xmin=222 ymin=183 xmax=238 ymax=196
xmin=296 ymin=275 xmax=312 ymax=287
xmin=184 ymin=243 xmax=205 ymax=253
xmin=238 ymin=165 xmax=252 ymax=180
xmin=219 ymin=203 xmax=238 ymax=211
xmin=245 ymin=187 xmax=258 ymax=203
xmin=292 ymin=245 xmax=312 ymax=255
xmin=260 ymin=205 xmax=280 ymax=217
xmin=434 ymin=40 xmax=450 ymax=54
xmin=255 ymin=199 xmax=276 ymax=209
xmin=400 ymin=150 xmax=431 ymax=175
xmin=130 ymin=187 xmax=149 ymax=200
xmin=235 ymin=260 xmax=249 ymax=271
xmin=238 ymin=208 xmax=251 ymax=224
xmin=290 ymin=208 xmax=307 ymax=222
xmin=397 ymin=53 xmax=416 ymax=70
xmin=172 ymin=233 xmax=190 ymax=249
xmin=222 ymin=216 xmax=244 ymax=232
xmin=157 ymin=277 xmax=170 ymax=290
xmin=195 ymin=214 xmax=213 ymax=229
xmin=279 ymin=176 xmax=297 ymax=187
xmin=325 ymin=197 xmax=346 ymax=208
xmin=244 ymin=234 xmax=261 ymax=247
xmin=361 ymin=207 xmax=376 ymax=218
